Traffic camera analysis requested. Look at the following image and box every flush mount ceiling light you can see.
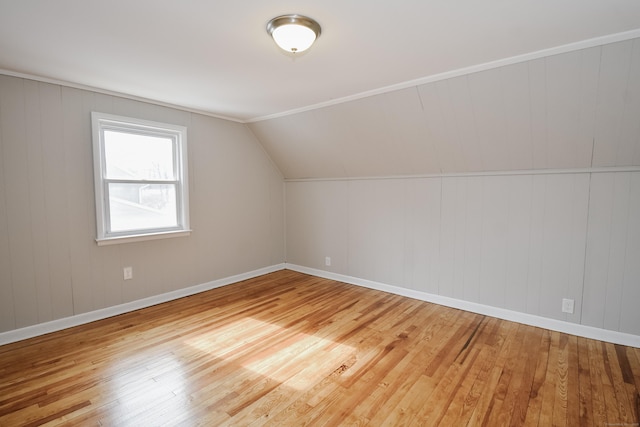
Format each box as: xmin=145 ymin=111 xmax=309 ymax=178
xmin=266 ymin=14 xmax=321 ymax=53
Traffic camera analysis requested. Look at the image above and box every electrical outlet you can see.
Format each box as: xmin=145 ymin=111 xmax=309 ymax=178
xmin=325 ymin=257 xmax=331 ymax=266
xmin=123 ymin=266 xmax=133 ymax=280
xmin=561 ymin=298 xmax=574 ymax=314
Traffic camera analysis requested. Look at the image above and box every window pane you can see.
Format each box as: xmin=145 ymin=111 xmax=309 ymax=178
xmin=108 ymin=183 xmax=178 ymax=232
xmin=104 ymin=130 xmax=176 ymax=180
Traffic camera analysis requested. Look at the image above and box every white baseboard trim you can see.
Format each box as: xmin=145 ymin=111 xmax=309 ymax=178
xmin=5 ymin=262 xmax=637 ymax=349
xmin=285 ymin=264 xmax=640 ymax=348
xmin=0 ymin=263 xmax=286 ymax=346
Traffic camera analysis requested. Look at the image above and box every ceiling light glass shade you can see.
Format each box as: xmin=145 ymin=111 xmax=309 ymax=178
xmin=267 ymin=15 xmax=321 ymax=53
xmin=272 ymin=24 xmax=316 ymax=53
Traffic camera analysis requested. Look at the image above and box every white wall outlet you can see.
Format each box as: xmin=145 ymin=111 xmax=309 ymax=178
xmin=123 ymin=266 xmax=133 ymax=280
xmin=325 ymin=257 xmax=331 ymax=266
xmin=562 ymin=298 xmax=574 ymax=314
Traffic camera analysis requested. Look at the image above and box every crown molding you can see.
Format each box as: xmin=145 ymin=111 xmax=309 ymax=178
xmin=0 ymin=69 xmax=244 ymax=124
xmin=248 ymin=28 xmax=640 ymax=123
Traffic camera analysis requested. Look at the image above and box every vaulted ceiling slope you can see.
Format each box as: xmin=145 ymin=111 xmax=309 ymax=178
xmin=249 ymin=38 xmax=640 ymax=179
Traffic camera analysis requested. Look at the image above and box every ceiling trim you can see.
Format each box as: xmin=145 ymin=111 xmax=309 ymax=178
xmin=0 ymin=69 xmax=245 ymax=124
xmin=284 ymin=166 xmax=640 ymax=183
xmin=247 ymin=28 xmax=640 ymax=124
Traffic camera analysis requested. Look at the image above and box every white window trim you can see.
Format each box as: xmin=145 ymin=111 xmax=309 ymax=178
xmin=92 ymin=112 xmax=191 ymax=246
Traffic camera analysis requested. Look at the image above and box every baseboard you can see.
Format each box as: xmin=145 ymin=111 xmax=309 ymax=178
xmin=5 ymin=262 xmax=637 ymax=348
xmin=0 ymin=263 xmax=286 ymax=346
xmin=285 ymin=263 xmax=640 ymax=348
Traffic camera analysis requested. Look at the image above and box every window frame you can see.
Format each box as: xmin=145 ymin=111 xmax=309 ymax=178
xmin=92 ymin=112 xmax=191 ymax=246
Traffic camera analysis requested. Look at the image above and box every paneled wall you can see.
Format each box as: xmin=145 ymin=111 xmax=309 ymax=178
xmin=250 ymin=38 xmax=640 ymax=179
xmin=286 ymin=172 xmax=640 ymax=337
xmin=0 ymin=75 xmax=285 ymax=333
xmin=583 ymin=173 xmax=640 ymax=333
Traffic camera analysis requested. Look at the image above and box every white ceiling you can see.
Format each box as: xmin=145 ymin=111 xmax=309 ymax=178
xmin=1 ymin=1 xmax=640 ymax=122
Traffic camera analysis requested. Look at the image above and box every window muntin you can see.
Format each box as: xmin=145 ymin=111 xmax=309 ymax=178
xmin=92 ymin=112 xmax=190 ymax=245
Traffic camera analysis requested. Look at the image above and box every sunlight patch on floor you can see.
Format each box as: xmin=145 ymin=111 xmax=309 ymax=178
xmin=185 ymin=317 xmax=355 ymax=390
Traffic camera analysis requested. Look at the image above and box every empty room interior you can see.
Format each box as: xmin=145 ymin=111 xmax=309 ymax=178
xmin=1 ymin=1 xmax=640 ymax=425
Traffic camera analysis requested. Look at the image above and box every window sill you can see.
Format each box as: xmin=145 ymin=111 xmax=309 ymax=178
xmin=96 ymin=230 xmax=192 ymax=246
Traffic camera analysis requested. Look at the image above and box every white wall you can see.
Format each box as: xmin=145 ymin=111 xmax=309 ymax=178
xmin=0 ymin=75 xmax=284 ymax=334
xmin=285 ymin=171 xmax=640 ymax=338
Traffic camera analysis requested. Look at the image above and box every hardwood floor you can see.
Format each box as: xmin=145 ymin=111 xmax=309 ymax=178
xmin=1 ymin=270 xmax=639 ymax=426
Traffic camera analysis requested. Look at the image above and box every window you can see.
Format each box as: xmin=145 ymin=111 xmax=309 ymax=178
xmin=92 ymin=112 xmax=190 ymax=245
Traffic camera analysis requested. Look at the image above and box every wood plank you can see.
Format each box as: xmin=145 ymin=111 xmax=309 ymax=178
xmin=404 ymin=178 xmax=441 ymax=294
xmin=38 ymin=82 xmax=74 ymax=320
xmin=0 ymin=75 xmax=38 ymax=328
xmin=528 ymin=58 xmax=548 ymax=169
xmin=604 ymin=173 xmax=631 ymax=332
xmin=438 ymin=177 xmax=461 ymax=298
xmin=463 ymin=176 xmax=483 ymax=303
xmin=578 ymin=337 xmax=595 ymax=425
xmin=0 ymin=77 xmax=16 ymax=332
xmin=525 ymin=175 xmax=546 ymax=316
xmin=417 ymin=82 xmax=453 ymax=172
xmin=469 ymin=320 xmax=521 ymax=426
xmin=606 ymin=343 xmax=636 ymax=424
xmin=467 ymin=69 xmax=510 ymax=171
xmin=500 ymin=62 xmax=533 ymax=171
xmin=478 ymin=176 xmax=509 ymax=308
xmin=551 ymin=333 xmax=570 ymax=426
xmin=507 ymin=326 xmax=545 ymax=426
xmin=23 ymin=80 xmax=53 ymax=325
xmin=593 ymin=40 xmax=634 ymax=167
xmin=60 ymin=87 xmax=95 ymax=315
xmin=545 ymin=49 xmax=596 ymax=169
xmin=0 ymin=270 xmax=638 ymax=426
xmin=504 ymin=175 xmax=533 ymax=314
xmin=435 ymin=79 xmax=466 ymax=172
xmin=620 ymin=172 xmax=640 ymax=336
xmin=447 ymin=75 xmax=483 ymax=172
xmin=630 ymin=39 xmax=640 ymax=167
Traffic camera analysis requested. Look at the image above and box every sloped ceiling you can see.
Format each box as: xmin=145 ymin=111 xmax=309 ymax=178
xmin=1 ymin=1 xmax=640 ymax=121
xmin=1 ymin=1 xmax=640 ymax=178
xmin=250 ymin=38 xmax=640 ymax=178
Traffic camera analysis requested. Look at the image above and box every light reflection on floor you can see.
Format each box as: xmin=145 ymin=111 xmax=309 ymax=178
xmin=105 ymin=352 xmax=191 ymax=425
xmin=184 ymin=317 xmax=355 ymax=390
xmin=99 ymin=316 xmax=355 ymax=424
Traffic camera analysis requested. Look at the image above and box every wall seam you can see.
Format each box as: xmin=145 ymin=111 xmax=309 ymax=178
xmin=284 ymin=166 xmax=640 ymax=183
